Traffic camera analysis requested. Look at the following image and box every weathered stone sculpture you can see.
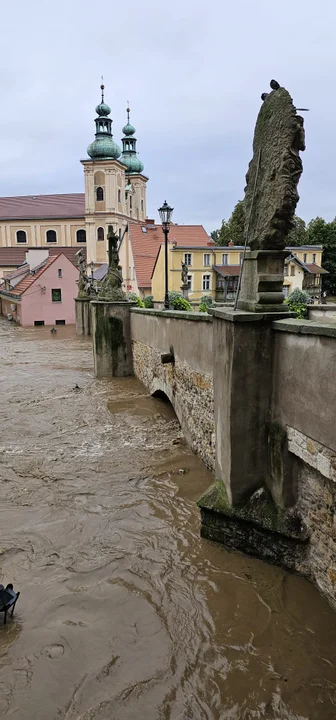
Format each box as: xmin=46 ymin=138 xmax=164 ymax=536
xmin=238 ymin=80 xmax=305 ymax=312
xmin=98 ymin=225 xmax=126 ymax=301
xmin=181 ymin=260 xmax=189 ymax=299
xmin=76 ymin=249 xmax=90 ymax=298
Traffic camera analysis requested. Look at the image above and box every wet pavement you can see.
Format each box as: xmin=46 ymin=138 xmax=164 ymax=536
xmin=0 ymin=318 xmax=335 ymax=719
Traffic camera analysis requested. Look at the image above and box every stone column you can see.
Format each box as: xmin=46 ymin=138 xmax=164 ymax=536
xmin=238 ymin=250 xmax=290 ymax=313
xmin=91 ymin=301 xmax=135 ymax=378
xmin=75 ymin=298 xmax=91 ymax=336
xmin=181 ymin=284 xmax=189 ymax=300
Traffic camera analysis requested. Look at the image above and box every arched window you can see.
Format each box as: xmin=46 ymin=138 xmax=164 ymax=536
xmin=76 ymin=229 xmax=86 ymax=243
xmin=97 ymin=227 xmax=104 ymax=242
xmin=16 ymin=230 xmax=27 ymax=244
xmin=118 ymin=189 xmax=121 ymax=203
xmin=96 ymin=187 xmax=104 ymax=201
xmin=46 ymin=229 xmax=57 ymax=243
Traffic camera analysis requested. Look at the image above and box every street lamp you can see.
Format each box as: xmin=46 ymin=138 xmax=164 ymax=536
xmin=158 ymin=200 xmax=174 ymax=309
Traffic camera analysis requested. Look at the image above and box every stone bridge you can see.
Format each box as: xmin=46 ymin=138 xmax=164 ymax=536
xmin=84 ymin=300 xmax=336 ymax=609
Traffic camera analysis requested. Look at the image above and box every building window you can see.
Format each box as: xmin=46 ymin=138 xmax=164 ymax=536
xmin=58 ymin=269 xmax=62 ymax=278
xmin=203 ymin=274 xmax=211 ymax=291
xmin=97 ymin=227 xmax=104 ymax=241
xmin=312 ymin=253 xmax=316 ymax=263
xmin=76 ymin=229 xmax=86 ymax=243
xmin=55 ymin=319 xmax=65 ymax=325
xmin=34 ymin=320 xmax=44 ymax=326
xmin=141 ymin=199 xmax=144 ymax=212
xmin=290 ymin=265 xmax=295 ymax=276
xmin=52 ymin=288 xmax=62 ymax=303
xmin=96 ymin=187 xmax=104 ymax=201
xmin=222 ymin=253 xmax=228 ymax=265
xmin=184 ymin=253 xmax=192 ymax=266
xmin=187 ymin=274 xmax=192 ymax=290
xmin=130 ymin=195 xmax=132 ymax=209
xmin=284 ymin=266 xmax=288 ymax=276
xmin=46 ymin=229 xmax=57 ymax=243
xmin=118 ymin=189 xmax=121 ymax=203
xmin=16 ymin=230 xmax=27 ymax=244
xmin=303 ymin=253 xmax=307 ymax=263
xmin=204 ymin=253 xmax=210 ymax=266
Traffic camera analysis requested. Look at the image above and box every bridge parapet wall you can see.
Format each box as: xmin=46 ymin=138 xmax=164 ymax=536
xmin=130 ymin=308 xmax=215 ymax=469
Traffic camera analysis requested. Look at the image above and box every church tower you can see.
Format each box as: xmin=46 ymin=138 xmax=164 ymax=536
xmin=81 ymin=85 xmax=148 ymax=266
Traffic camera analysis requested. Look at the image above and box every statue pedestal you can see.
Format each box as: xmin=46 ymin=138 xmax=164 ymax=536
xmin=181 ymin=284 xmax=189 ymax=300
xmin=75 ymin=298 xmax=91 ymax=336
xmin=238 ymin=250 xmax=290 ymax=313
xmin=91 ymin=301 xmax=135 ymax=378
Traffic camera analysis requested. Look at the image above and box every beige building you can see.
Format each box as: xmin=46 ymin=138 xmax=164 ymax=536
xmin=0 ymin=86 xmax=147 ymax=275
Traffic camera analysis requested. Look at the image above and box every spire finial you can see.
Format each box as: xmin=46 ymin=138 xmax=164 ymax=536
xmin=126 ymin=101 xmax=130 ymax=124
xmin=100 ymin=76 xmax=104 ymax=103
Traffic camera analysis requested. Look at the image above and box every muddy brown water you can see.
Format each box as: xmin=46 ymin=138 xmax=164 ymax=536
xmin=0 ymin=319 xmax=335 ymax=720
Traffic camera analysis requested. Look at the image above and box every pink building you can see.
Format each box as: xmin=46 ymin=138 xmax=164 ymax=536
xmin=0 ymin=250 xmax=79 ymax=326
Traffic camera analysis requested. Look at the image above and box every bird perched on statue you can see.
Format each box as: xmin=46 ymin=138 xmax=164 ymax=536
xmin=270 ymin=79 xmax=280 ymax=90
xmin=50 ymin=327 xmax=56 ymax=334
xmin=261 ymin=93 xmax=269 ymax=101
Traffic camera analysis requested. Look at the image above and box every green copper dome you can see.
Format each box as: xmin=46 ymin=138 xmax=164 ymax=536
xmin=121 ymin=154 xmax=144 ymax=173
xmin=87 ymin=83 xmax=121 ymax=160
xmin=87 ymin=136 xmax=121 ymax=160
xmin=122 ymin=121 xmax=136 ymax=136
xmin=95 ymin=102 xmax=111 ymax=117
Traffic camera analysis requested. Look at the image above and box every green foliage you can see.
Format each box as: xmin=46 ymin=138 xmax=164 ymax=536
xmin=198 ymin=303 xmax=211 ymax=313
xmin=210 ymin=229 xmax=220 ymax=242
xmin=200 ymin=294 xmax=213 ymax=307
xmin=217 ymin=201 xmax=245 ymax=246
xmin=128 ymin=292 xmax=145 ymax=307
xmin=287 ymin=216 xmax=307 ymax=246
xmin=285 ymin=288 xmax=310 ymax=318
xmin=307 ymin=217 xmax=336 ymax=294
xmin=170 ymin=296 xmax=192 ymax=311
xmin=143 ymin=295 xmax=154 ymax=308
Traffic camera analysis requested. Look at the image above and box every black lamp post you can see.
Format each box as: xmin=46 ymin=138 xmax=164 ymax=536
xmin=158 ymin=200 xmax=174 ymax=309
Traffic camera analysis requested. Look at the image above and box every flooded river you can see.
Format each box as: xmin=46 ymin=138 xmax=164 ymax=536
xmin=0 ymin=319 xmax=335 ymax=719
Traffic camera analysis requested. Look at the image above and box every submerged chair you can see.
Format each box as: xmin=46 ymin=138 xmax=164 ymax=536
xmin=0 ymin=584 xmax=20 ymax=624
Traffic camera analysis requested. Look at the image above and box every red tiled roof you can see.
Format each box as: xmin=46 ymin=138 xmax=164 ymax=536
xmin=129 ymin=222 xmax=212 ymax=288
xmin=214 ymin=264 xmax=241 ymax=277
xmin=2 ymin=255 xmax=59 ymax=296
xmin=0 ymin=193 xmax=85 ymax=220
xmin=0 ymin=246 xmax=85 ymax=267
xmin=305 ymin=263 xmax=328 ymax=274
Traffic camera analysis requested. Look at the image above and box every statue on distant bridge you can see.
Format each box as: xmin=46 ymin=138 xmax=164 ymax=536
xmin=98 ymin=225 xmax=126 ymax=301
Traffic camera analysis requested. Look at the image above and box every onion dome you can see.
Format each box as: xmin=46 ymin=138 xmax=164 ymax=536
xmin=120 ymin=105 xmax=144 ymax=174
xmin=87 ymin=82 xmax=121 ymax=160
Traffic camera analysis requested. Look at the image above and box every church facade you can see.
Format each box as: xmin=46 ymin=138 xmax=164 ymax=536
xmin=0 ymin=83 xmax=147 ymax=275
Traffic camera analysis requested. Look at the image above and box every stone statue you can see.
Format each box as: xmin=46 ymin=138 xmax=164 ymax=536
xmin=244 ymin=80 xmax=305 ymax=251
xmin=181 ymin=261 xmax=189 ymax=286
xmin=76 ymin=249 xmax=90 ymax=297
xmin=98 ymin=225 xmax=126 ymax=301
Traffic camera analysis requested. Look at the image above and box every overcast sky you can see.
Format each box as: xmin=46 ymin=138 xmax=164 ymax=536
xmin=0 ymin=0 xmax=334 ymax=232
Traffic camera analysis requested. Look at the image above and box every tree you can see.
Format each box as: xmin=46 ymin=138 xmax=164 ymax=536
xmin=287 ymin=216 xmax=307 ymax=246
xmin=210 ymin=229 xmax=220 ymax=243
xmin=307 ymin=217 xmax=336 ymax=294
xmin=217 ymin=201 xmax=245 ymax=246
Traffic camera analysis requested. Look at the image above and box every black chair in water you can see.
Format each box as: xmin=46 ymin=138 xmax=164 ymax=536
xmin=0 ymin=584 xmax=20 ymax=624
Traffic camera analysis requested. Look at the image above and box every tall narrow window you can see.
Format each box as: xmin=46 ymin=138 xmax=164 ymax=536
xmin=303 ymin=253 xmax=307 ymax=263
xmin=290 ymin=265 xmax=295 ymax=276
xmin=222 ymin=253 xmax=228 ymax=265
xmin=184 ymin=253 xmax=192 ymax=266
xmin=202 ymin=275 xmax=211 ymax=291
xmin=284 ymin=266 xmax=288 ymax=276
xmin=16 ymin=230 xmax=27 ymax=244
xmin=312 ymin=253 xmax=316 ymax=263
xmin=141 ymin=199 xmax=144 ymax=212
xmin=118 ymin=189 xmax=121 ymax=203
xmin=97 ymin=227 xmax=104 ymax=242
xmin=46 ymin=230 xmax=57 ymax=243
xmin=96 ymin=187 xmax=104 ymax=201
xmin=187 ymin=275 xmax=192 ymax=290
xmin=58 ymin=269 xmax=62 ymax=278
xmin=204 ymin=253 xmax=210 ymax=266
xmin=130 ymin=195 xmax=132 ymax=209
xmin=76 ymin=229 xmax=86 ymax=243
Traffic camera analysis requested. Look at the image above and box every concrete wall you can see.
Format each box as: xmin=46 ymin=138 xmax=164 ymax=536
xmin=130 ymin=308 xmax=215 ymax=469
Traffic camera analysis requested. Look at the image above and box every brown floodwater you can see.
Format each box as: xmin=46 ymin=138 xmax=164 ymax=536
xmin=0 ymin=318 xmax=335 ymax=720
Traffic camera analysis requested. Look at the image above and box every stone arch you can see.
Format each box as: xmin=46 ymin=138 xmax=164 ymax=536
xmin=150 ymin=377 xmax=183 ymax=429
